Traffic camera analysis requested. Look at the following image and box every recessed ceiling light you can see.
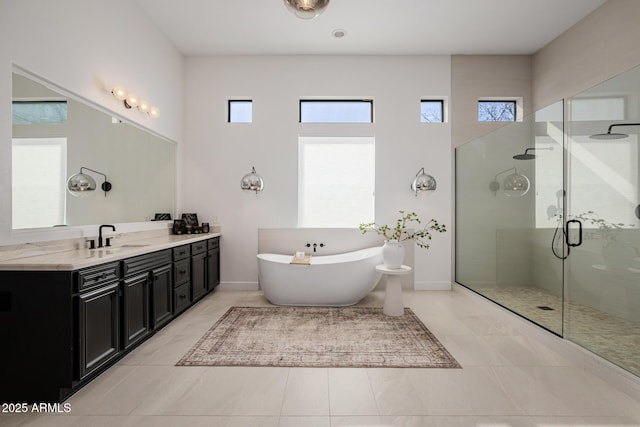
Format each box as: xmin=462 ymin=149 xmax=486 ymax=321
xmin=332 ymin=29 xmax=346 ymax=38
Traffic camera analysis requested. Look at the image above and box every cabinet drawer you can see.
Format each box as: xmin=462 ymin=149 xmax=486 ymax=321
xmin=174 ymin=283 xmax=190 ymax=314
xmin=191 ymin=241 xmax=207 ymax=255
xmin=173 ymin=259 xmax=190 ymax=286
xmin=207 ymin=237 xmax=219 ymax=250
xmin=123 ymin=250 xmax=172 ymax=276
xmin=77 ymin=262 xmax=120 ymax=292
xmin=172 ymin=245 xmax=190 ymax=261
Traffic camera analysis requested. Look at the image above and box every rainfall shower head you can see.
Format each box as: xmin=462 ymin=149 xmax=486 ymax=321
xmin=589 ymin=123 xmax=640 ymax=140
xmin=512 ymin=146 xmax=553 ymax=160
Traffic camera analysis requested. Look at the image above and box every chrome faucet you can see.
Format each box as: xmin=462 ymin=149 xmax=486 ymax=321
xmin=98 ymin=224 xmax=116 ymax=248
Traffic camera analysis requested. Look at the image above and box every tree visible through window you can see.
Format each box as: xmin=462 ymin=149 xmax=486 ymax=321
xmin=478 ymin=100 xmax=516 ymax=122
xmin=420 ymin=100 xmax=444 ymax=123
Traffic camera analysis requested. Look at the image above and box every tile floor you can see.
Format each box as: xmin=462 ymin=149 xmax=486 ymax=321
xmin=3 ymin=289 xmax=640 ymax=427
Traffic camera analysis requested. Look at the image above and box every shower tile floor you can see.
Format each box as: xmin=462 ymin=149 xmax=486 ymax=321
xmin=479 ymin=286 xmax=640 ymax=376
xmin=3 ymin=289 xmax=640 ymax=427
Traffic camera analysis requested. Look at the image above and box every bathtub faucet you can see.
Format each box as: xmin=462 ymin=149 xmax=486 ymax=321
xmin=305 ymin=242 xmax=325 ymax=253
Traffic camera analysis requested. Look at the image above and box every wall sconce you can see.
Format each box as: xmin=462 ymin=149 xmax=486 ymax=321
xmin=283 ymin=0 xmax=330 ymax=19
xmin=67 ymin=167 xmax=112 ymax=197
xmin=240 ymin=166 xmax=264 ymax=195
xmin=111 ymin=86 xmax=160 ymax=119
xmin=411 ymin=167 xmax=437 ymax=196
xmin=489 ymin=167 xmax=530 ymax=198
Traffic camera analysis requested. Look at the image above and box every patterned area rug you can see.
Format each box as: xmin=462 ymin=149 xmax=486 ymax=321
xmin=176 ymin=306 xmax=460 ymax=368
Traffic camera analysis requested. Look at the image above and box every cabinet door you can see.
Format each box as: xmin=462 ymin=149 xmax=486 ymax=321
xmin=78 ymin=282 xmax=120 ymax=379
xmin=151 ymin=264 xmax=173 ymax=329
xmin=207 ymin=247 xmax=220 ymax=291
xmin=123 ymin=273 xmax=151 ymax=349
xmin=191 ymin=252 xmax=207 ymax=301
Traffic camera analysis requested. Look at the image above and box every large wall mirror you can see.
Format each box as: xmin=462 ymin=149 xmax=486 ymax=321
xmin=11 ymin=70 xmax=175 ymax=230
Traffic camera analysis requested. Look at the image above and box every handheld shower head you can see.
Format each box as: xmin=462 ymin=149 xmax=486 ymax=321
xmin=589 ymin=123 xmax=640 ymax=140
xmin=512 ymin=146 xmax=553 ymax=160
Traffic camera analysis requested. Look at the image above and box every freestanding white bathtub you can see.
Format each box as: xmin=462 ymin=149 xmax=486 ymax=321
xmin=257 ymin=246 xmax=383 ymax=306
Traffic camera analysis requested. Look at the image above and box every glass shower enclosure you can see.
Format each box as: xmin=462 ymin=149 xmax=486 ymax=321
xmin=456 ymin=65 xmax=640 ymax=377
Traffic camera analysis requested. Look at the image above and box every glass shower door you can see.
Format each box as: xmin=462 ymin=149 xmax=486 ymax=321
xmin=566 ymin=76 xmax=640 ymax=376
xmin=455 ymin=101 xmax=565 ymax=336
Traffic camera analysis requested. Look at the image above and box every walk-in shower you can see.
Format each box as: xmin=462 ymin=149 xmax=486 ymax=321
xmin=456 ymin=64 xmax=640 ymax=377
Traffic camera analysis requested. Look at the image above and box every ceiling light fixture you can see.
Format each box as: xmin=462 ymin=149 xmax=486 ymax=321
xmin=283 ymin=0 xmax=330 ymax=19
xmin=111 ymin=86 xmax=160 ymax=119
xmin=332 ymin=29 xmax=346 ymax=38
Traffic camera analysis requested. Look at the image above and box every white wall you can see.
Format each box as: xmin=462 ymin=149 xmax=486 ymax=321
xmin=183 ymin=55 xmax=452 ymax=290
xmin=532 ymin=0 xmax=640 ymax=111
xmin=0 ymin=0 xmax=184 ymax=245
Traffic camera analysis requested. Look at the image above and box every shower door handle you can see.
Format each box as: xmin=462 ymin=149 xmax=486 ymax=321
xmin=565 ymin=219 xmax=583 ymax=247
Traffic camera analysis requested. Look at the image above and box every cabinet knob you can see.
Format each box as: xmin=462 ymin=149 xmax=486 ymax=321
xmin=179 ymin=270 xmax=186 ymax=275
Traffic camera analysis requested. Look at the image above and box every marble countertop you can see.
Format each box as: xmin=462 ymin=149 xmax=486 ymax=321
xmin=0 ymin=232 xmax=221 ymax=271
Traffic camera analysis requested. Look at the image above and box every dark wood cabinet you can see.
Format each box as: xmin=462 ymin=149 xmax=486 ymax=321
xmin=207 ymin=237 xmax=220 ymax=291
xmin=191 ymin=241 xmax=208 ymax=301
xmin=123 ymin=250 xmax=173 ymax=332
xmin=0 ymin=236 xmax=220 ymax=403
xmin=122 ymin=273 xmax=151 ymax=349
xmin=173 ymin=245 xmax=191 ymax=314
xmin=151 ymin=264 xmax=173 ymax=329
xmin=78 ymin=282 xmax=120 ymax=379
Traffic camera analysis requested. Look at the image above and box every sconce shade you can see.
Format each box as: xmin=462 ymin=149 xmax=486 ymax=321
xmin=502 ymin=172 xmax=530 ymax=197
xmin=489 ymin=167 xmax=530 ymax=198
xmin=67 ymin=167 xmax=112 ymax=197
xmin=241 ymin=166 xmax=264 ymax=194
xmin=67 ymin=172 xmax=97 ymax=197
xmin=112 ymin=86 xmax=127 ymax=101
xmin=411 ymin=167 xmax=436 ymax=196
xmin=283 ymin=0 xmax=330 ymax=19
xmin=138 ymin=100 xmax=150 ymax=113
xmin=124 ymin=93 xmax=139 ymax=109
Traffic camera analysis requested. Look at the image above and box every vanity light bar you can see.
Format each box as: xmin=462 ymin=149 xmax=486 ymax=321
xmin=111 ymin=86 xmax=160 ymax=119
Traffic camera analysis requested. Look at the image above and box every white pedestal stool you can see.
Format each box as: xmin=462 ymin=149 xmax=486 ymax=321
xmin=375 ymin=264 xmax=412 ymax=316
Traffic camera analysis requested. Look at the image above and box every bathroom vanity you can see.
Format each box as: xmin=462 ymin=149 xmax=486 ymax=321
xmin=0 ymin=232 xmax=220 ymax=403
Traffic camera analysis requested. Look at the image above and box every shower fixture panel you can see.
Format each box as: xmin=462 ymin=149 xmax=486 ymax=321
xmin=589 ymin=123 xmax=640 ymax=139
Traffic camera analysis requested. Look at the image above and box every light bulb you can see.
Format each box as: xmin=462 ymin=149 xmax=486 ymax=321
xmin=149 ymin=106 xmax=160 ymax=119
xmin=124 ymin=94 xmax=139 ymax=109
xmin=112 ymin=86 xmax=127 ymax=101
xmin=138 ymin=100 xmax=150 ymax=113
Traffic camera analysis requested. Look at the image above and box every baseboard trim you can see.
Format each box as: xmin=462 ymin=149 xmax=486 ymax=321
xmin=218 ymin=281 xmax=259 ymax=291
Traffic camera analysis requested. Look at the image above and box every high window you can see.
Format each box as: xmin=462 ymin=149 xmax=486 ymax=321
xmin=12 ymin=101 xmax=67 ymax=124
xmin=420 ymin=100 xmax=444 ymax=123
xmin=298 ymin=136 xmax=375 ymax=227
xmin=299 ymin=100 xmax=373 ymax=123
xmin=228 ymin=100 xmax=252 ymax=123
xmin=478 ymin=100 xmax=516 ymax=122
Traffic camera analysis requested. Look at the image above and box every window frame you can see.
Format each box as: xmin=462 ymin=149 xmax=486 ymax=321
xmin=477 ymin=99 xmax=521 ymax=123
xmin=297 ymin=136 xmax=375 ymax=228
xmin=420 ymin=99 xmax=445 ymax=123
xmin=12 ymin=100 xmax=68 ymax=125
xmin=299 ymin=99 xmax=374 ymax=123
xmin=227 ymin=99 xmax=253 ymax=123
